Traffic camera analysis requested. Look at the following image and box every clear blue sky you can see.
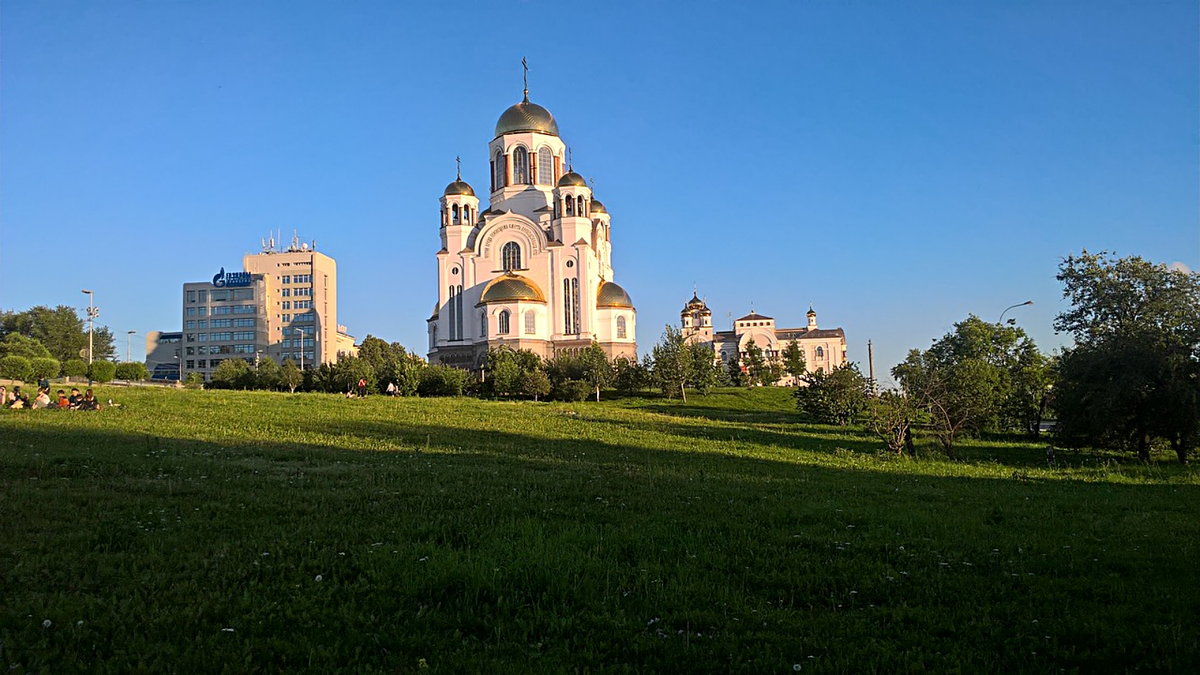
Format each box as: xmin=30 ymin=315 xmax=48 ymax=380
xmin=3 ymin=1 xmax=1197 ymax=380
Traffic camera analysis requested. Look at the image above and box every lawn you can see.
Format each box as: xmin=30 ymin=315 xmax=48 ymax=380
xmin=1 ymin=387 xmax=1197 ymax=673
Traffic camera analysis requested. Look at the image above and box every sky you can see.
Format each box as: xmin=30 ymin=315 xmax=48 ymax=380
xmin=2 ymin=1 xmax=1197 ymax=381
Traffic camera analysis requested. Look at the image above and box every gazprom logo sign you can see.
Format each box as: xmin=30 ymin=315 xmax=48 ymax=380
xmin=212 ymin=267 xmax=252 ymax=288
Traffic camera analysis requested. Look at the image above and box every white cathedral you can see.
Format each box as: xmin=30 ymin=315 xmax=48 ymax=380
xmin=427 ymin=88 xmax=637 ymax=368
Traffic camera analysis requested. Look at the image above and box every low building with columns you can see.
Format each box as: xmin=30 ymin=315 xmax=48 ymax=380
xmin=427 ymin=89 xmax=637 ymax=369
xmin=680 ymin=292 xmax=847 ymax=384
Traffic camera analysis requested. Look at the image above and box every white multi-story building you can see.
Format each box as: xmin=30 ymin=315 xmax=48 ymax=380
xmin=428 ymin=89 xmax=637 ymax=368
xmin=681 ymin=292 xmax=848 ymax=384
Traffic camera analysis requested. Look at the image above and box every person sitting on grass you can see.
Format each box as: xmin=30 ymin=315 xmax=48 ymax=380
xmin=31 ymin=388 xmax=52 ymax=409
xmin=77 ymin=388 xmax=102 ymax=411
xmin=7 ymin=386 xmax=29 ymax=409
xmin=56 ymin=389 xmax=70 ymax=408
xmin=68 ymin=388 xmax=82 ymax=409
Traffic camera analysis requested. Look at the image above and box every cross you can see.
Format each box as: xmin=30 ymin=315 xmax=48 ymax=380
xmin=455 ymin=155 xmax=461 ymax=179
xmin=568 ymin=147 xmax=573 ymax=171
xmin=522 ymin=57 xmax=529 ymax=100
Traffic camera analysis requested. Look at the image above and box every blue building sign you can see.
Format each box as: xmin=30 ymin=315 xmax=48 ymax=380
xmin=212 ymin=267 xmax=252 ymax=287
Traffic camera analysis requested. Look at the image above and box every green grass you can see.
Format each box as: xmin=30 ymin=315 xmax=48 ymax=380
xmin=1 ymin=387 xmax=1197 ymax=673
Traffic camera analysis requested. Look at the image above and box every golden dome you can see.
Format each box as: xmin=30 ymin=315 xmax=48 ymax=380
xmin=597 ymin=281 xmax=634 ymax=309
xmin=478 ymin=273 xmax=546 ymax=305
xmin=590 ymin=198 xmax=606 ymax=214
xmin=444 ymin=179 xmax=474 ymax=197
xmin=557 ymin=171 xmax=587 ymax=188
xmin=495 ymin=98 xmax=559 ymax=137
xmin=683 ymin=292 xmax=709 ymax=312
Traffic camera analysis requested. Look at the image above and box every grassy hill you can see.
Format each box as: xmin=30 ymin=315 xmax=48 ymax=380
xmin=2 ymin=387 xmax=1197 ymax=673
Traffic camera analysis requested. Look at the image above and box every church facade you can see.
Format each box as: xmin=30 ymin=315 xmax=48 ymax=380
xmin=427 ymin=90 xmax=637 ymax=368
xmin=680 ymin=293 xmax=847 ymax=385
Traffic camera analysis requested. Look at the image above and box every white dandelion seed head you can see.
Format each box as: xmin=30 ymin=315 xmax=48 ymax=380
xmin=315 ymin=575 xmax=323 ymax=582
xmin=42 ymin=619 xmax=52 ymax=628
xmin=794 ymin=664 xmax=802 ymax=671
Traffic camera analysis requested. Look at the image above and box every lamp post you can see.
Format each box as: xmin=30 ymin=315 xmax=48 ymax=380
xmin=297 ymin=327 xmax=308 ymax=371
xmin=81 ymin=290 xmax=97 ymax=383
xmin=126 ymin=330 xmax=136 ymax=363
xmin=999 ymin=300 xmax=1033 ymax=325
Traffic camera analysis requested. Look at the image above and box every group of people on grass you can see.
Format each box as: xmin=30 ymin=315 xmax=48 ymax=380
xmin=1 ymin=385 xmax=103 ymax=411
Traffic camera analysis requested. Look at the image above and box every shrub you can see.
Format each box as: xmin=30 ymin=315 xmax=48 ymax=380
xmin=30 ymin=357 xmax=62 ymax=380
xmin=418 ymin=365 xmax=470 ymax=397
xmin=0 ymin=355 xmax=33 ymax=382
xmin=62 ymin=359 xmax=88 ymax=378
xmin=114 ymin=361 xmax=148 ymax=381
xmin=211 ymin=359 xmax=253 ymax=389
xmin=90 ymin=361 xmax=117 ymax=383
xmin=256 ymin=357 xmax=282 ymax=390
xmin=184 ymin=372 xmax=205 ymax=388
xmin=551 ymin=379 xmax=590 ymax=402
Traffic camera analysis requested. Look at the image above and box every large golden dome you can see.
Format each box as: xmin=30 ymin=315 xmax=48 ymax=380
xmin=557 ymin=171 xmax=587 ymax=188
xmin=597 ymin=281 xmax=634 ymax=309
xmin=495 ymin=97 xmax=559 ymax=138
xmin=478 ymin=273 xmax=547 ymax=305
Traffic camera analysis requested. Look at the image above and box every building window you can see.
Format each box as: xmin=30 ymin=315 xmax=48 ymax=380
xmin=186 ymin=360 xmax=195 ymax=369
xmin=513 ymin=147 xmax=529 ymax=184
xmin=197 ymin=320 xmax=208 ymax=329
xmin=525 ymin=310 xmax=535 ymax=335
xmin=502 ymin=242 xmax=521 ymax=271
xmin=537 ymin=147 xmax=553 ymax=184
xmin=498 ymin=310 xmax=511 ymax=335
xmin=210 ymin=290 xmax=228 ymax=302
xmin=480 ymin=311 xmax=487 ymax=337
xmin=493 ymin=150 xmax=504 ymax=190
xmin=617 ymin=316 xmax=627 ymax=339
xmin=452 ymin=204 xmax=460 ymax=225
xmin=198 ymin=307 xmax=207 ymax=316
xmin=187 ymin=291 xmax=196 ymax=303
xmin=186 ymin=307 xmax=196 ymax=317
xmin=815 ymin=346 xmax=824 ymax=358
xmin=563 ymin=278 xmax=580 ymax=334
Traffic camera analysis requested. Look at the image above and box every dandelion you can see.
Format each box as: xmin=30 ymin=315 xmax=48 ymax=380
xmin=315 ymin=575 xmax=323 ymax=582
xmin=418 ymin=658 xmax=429 ymax=670
xmin=42 ymin=619 xmax=52 ymax=628
xmin=794 ymin=664 xmax=802 ymax=671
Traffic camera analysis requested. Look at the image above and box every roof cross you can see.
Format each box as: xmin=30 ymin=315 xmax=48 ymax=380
xmin=455 ymin=155 xmax=461 ymax=180
xmin=522 ymin=57 xmax=529 ymax=101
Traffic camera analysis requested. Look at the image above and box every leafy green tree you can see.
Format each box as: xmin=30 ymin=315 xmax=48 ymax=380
xmin=0 ymin=333 xmax=52 ymax=360
xmin=685 ymin=342 xmax=720 ymax=395
xmin=333 ymin=355 xmax=376 ymax=394
xmin=1053 ymin=250 xmax=1200 ymax=463
xmin=62 ymin=359 xmax=88 ymax=378
xmin=726 ymin=354 xmax=746 ymax=387
xmin=580 ymin=341 xmax=614 ymax=402
xmin=211 ymin=359 xmax=253 ymax=389
xmin=184 ymin=371 xmax=205 ymax=388
xmin=867 ymin=389 xmax=922 ymax=456
xmin=31 ymin=357 xmax=61 ymax=380
xmin=256 ymin=356 xmax=282 ymax=390
xmin=650 ymin=325 xmax=692 ymax=401
xmin=90 ymin=360 xmax=116 ymax=384
xmin=358 ymin=334 xmax=423 ymax=395
xmin=418 ymin=365 xmax=469 ymax=396
xmin=742 ymin=339 xmax=769 ymax=386
xmin=520 ymin=369 xmax=551 ymax=401
xmin=281 ymin=360 xmax=303 ymax=393
xmin=0 ymin=305 xmax=115 ymax=364
xmin=794 ymin=363 xmax=869 ymax=426
xmin=0 ymin=355 xmax=33 ymax=382
xmin=781 ymin=341 xmax=807 ymax=382
xmin=612 ymin=355 xmax=650 ymax=394
xmin=114 ymin=361 xmax=148 ymax=381
xmin=484 ymin=346 xmax=530 ymax=398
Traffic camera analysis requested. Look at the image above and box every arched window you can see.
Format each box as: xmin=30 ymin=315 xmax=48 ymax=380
xmin=480 ymin=311 xmax=487 ymax=337
xmin=499 ymin=310 xmax=511 ymax=335
xmin=577 ymin=196 xmax=585 ymax=216
xmin=565 ymin=197 xmax=574 ymax=217
xmin=493 ymin=151 xmax=505 ymax=190
xmin=501 ymin=242 xmax=521 ymax=271
xmin=525 ymin=310 xmax=536 ymax=334
xmin=451 ymin=204 xmax=460 ymax=225
xmin=815 ymin=346 xmax=824 ymax=358
xmin=537 ymin=147 xmax=553 ymax=184
xmin=617 ymin=316 xmax=627 ymax=339
xmin=513 ymin=147 xmax=529 ymax=184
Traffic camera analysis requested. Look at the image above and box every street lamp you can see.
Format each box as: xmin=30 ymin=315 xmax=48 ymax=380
xmin=999 ymin=300 xmax=1033 ymax=325
xmin=297 ymin=327 xmax=308 ymax=371
xmin=81 ymin=290 xmax=97 ymax=384
xmin=126 ymin=330 xmax=136 ymax=363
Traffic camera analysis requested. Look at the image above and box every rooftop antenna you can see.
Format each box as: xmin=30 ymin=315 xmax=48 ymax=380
xmin=522 ymin=57 xmax=529 ymax=102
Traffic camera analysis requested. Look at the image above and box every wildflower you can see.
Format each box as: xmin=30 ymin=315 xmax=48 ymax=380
xmin=794 ymin=665 xmax=802 ymax=672
xmin=315 ymin=575 xmax=323 ymax=582
xmin=418 ymin=658 xmax=429 ymax=670
xmin=42 ymin=619 xmax=52 ymax=628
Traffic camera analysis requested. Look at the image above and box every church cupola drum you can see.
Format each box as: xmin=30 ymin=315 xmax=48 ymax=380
xmin=427 ymin=76 xmax=636 ymax=368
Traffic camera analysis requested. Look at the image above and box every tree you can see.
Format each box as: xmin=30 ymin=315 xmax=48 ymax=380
xmin=0 ymin=333 xmax=52 ymax=360
xmin=0 ymin=355 xmax=33 ymax=382
xmin=685 ymin=342 xmax=721 ymax=395
xmin=484 ymin=346 xmax=539 ymax=398
xmin=211 ymin=359 xmax=253 ymax=389
xmin=418 ymin=365 xmax=469 ymax=396
xmin=613 ymin=355 xmax=650 ymax=394
xmin=31 ymin=357 xmax=61 ymax=380
xmin=0 ymin=305 xmax=114 ymax=364
xmin=742 ymin=339 xmax=769 ymax=386
xmin=1053 ymin=251 xmax=1200 ymax=463
xmin=256 ymin=356 xmax=282 ymax=390
xmin=114 ymin=362 xmax=148 ymax=381
xmin=867 ymin=389 xmax=921 ymax=456
xmin=781 ymin=341 xmax=807 ymax=382
xmin=650 ymin=325 xmax=691 ymax=401
xmin=726 ymin=354 xmax=746 ymax=387
xmin=580 ymin=341 xmax=614 ymax=402
xmin=520 ymin=368 xmax=551 ymax=401
xmin=62 ymin=359 xmax=88 ymax=378
xmin=281 ymin=360 xmax=303 ymax=393
xmin=794 ymin=363 xmax=869 ymax=426
xmin=90 ymin=360 xmax=116 ymax=384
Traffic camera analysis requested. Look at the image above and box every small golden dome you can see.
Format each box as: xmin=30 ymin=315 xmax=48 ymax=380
xmin=495 ymin=99 xmax=559 ymax=137
xmin=557 ymin=171 xmax=587 ymax=188
xmin=478 ymin=273 xmax=547 ymax=305
xmin=444 ymin=179 xmax=474 ymax=197
xmin=590 ymin=198 xmax=606 ymax=214
xmin=597 ymin=281 xmax=634 ymax=309
xmin=683 ymin=292 xmax=709 ymax=312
